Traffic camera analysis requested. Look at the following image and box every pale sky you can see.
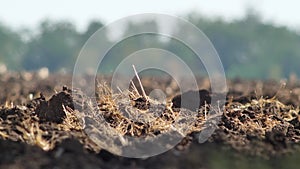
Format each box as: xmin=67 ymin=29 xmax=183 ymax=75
xmin=0 ymin=0 xmax=300 ymax=31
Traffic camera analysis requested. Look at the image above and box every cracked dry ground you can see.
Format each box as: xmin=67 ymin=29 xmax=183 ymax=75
xmin=1 ymin=73 xmax=300 ymax=169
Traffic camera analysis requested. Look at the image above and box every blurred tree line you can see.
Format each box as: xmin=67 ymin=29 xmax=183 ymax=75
xmin=0 ymin=11 xmax=300 ymax=79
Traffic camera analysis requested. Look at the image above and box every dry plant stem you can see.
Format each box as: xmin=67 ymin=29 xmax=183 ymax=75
xmin=130 ymin=80 xmax=139 ymax=94
xmin=132 ymin=65 xmax=147 ymax=99
xmin=116 ymin=86 xmax=123 ymax=93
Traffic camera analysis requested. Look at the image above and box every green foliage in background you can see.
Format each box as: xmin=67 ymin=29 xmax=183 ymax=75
xmin=0 ymin=11 xmax=300 ymax=79
xmin=0 ymin=23 xmax=24 ymax=70
xmin=188 ymin=10 xmax=300 ymax=79
xmin=22 ymin=20 xmax=81 ymax=71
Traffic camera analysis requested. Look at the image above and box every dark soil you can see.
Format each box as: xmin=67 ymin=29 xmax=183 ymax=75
xmin=1 ymin=72 xmax=300 ymax=169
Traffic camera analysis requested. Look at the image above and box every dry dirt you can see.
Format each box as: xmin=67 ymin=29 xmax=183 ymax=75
xmin=1 ymin=72 xmax=300 ymax=169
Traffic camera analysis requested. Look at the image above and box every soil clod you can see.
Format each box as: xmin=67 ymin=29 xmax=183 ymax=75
xmin=171 ymin=89 xmax=211 ymax=111
xmin=36 ymin=88 xmax=74 ymax=123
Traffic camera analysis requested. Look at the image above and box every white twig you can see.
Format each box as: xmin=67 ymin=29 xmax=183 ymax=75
xmin=132 ymin=65 xmax=147 ymax=98
xmin=130 ymin=80 xmax=139 ymax=95
xmin=116 ymin=86 xmax=123 ymax=93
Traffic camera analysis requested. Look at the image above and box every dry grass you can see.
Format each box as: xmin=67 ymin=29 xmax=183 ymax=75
xmin=0 ymin=77 xmax=299 ymax=157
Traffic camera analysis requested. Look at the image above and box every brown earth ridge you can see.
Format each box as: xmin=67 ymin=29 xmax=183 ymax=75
xmin=0 ymin=72 xmax=300 ymax=169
